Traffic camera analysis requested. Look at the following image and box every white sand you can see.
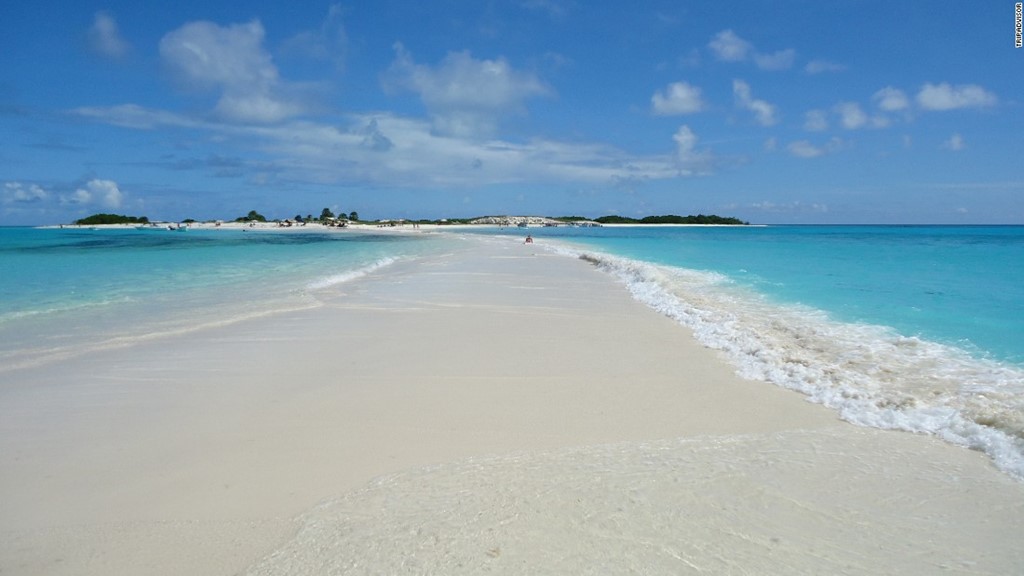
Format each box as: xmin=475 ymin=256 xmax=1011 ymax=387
xmin=1 ymin=238 xmax=1021 ymax=575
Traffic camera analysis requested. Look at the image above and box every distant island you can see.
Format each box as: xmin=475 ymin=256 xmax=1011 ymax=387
xmin=70 ymin=211 xmax=749 ymax=227
xmin=74 ymin=213 xmax=150 ymax=225
xmin=593 ymin=214 xmax=748 ymax=225
xmin=440 ymin=214 xmax=749 ymax=226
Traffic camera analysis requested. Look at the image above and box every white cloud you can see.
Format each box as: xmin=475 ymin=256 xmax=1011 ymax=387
xmin=943 ymin=133 xmax=965 ymax=151
xmin=708 ymin=29 xmax=752 ymax=62
xmin=88 ymin=12 xmax=130 ymax=59
xmin=804 ymin=109 xmax=828 ymax=131
xmin=3 ymin=182 xmax=49 ymax=204
xmin=673 ymin=125 xmax=698 ymax=159
xmin=754 ymin=49 xmax=796 ymax=71
xmin=331 ymin=114 xmax=686 ymax=185
xmin=55 ymin=179 xmax=124 ymax=208
xmin=66 ymin=179 xmax=124 ymax=208
xmin=61 ymin=189 xmax=92 ymax=205
xmin=805 ymin=59 xmax=845 ymax=74
xmin=733 ymin=80 xmax=777 ymax=126
xmin=834 ymin=102 xmax=867 ymax=129
xmin=160 ymin=21 xmax=269 ymax=93
xmin=651 ymin=82 xmax=705 ymax=115
xmin=95 ymin=179 xmax=124 ymax=209
xmin=750 ymin=201 xmax=829 ymax=213
xmin=385 ymin=44 xmax=550 ymax=138
xmin=73 ymin=104 xmax=202 ymax=130
xmin=671 ymin=125 xmax=712 ymax=174
xmin=788 ymin=140 xmax=824 ymax=158
xmin=159 ymin=20 xmax=311 ymax=124
xmin=916 ymin=83 xmax=997 ymax=111
xmin=217 ymin=92 xmax=308 ymax=125
xmin=709 ymin=30 xmax=795 ymax=70
xmin=359 ymin=119 xmax=394 ymax=151
xmin=787 ymin=137 xmax=843 ymax=158
xmin=73 ymin=98 xmax=712 ymax=192
xmin=279 ymin=4 xmax=348 ymax=69
xmin=873 ymin=87 xmax=909 ymax=111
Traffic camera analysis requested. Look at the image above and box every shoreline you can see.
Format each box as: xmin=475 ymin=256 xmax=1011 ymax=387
xmin=2 ymin=236 xmax=1022 ymax=574
xmin=35 ymin=220 xmax=759 ymax=232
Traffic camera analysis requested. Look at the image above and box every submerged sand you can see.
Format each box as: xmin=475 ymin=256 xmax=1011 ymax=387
xmin=1 ymin=236 xmax=1021 ymax=575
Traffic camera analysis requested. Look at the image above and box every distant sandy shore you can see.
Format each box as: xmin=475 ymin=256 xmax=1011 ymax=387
xmin=1 ymin=236 xmax=1021 ymax=575
xmin=42 ymin=219 xmax=755 ymax=233
xmin=43 ymin=220 xmax=444 ymax=232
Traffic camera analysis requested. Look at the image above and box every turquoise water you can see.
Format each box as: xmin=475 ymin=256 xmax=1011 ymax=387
xmin=0 ymin=226 xmax=447 ymax=370
xmin=4 ymin=224 xmax=1023 ymax=479
xmin=243 ymin=224 xmax=1024 ymax=575
xmin=502 ymin=225 xmax=1024 ymax=364
xmin=473 ymin=225 xmax=1024 ymax=478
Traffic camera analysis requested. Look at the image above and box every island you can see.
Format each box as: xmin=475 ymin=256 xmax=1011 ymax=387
xmin=66 ymin=211 xmax=749 ymax=228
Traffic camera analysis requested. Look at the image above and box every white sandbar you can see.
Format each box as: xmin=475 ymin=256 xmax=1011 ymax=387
xmin=1 ymin=236 xmax=1021 ymax=575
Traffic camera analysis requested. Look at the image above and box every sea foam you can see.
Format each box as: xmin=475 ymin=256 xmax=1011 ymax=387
xmin=551 ymin=244 xmax=1024 ymax=480
xmin=306 ymin=257 xmax=399 ymax=290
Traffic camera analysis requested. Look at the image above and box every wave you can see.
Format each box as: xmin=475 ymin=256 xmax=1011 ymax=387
xmin=0 ymin=300 xmax=323 ymax=374
xmin=1 ymin=256 xmax=407 ymax=374
xmin=552 ymin=244 xmax=1024 ymax=480
xmin=0 ymin=295 xmax=136 ymax=325
xmin=305 ymin=257 xmax=399 ymax=290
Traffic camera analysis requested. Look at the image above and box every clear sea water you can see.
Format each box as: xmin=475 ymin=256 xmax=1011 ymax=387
xmin=3 ymin=224 xmax=1023 ymax=480
xmin=476 ymin=224 xmax=1024 ymax=479
xmin=0 ymin=226 xmax=448 ymax=372
xmin=242 ymin=224 xmax=1024 ymax=575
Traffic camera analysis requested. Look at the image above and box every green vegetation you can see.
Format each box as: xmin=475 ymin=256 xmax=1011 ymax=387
xmin=74 ymin=213 xmax=149 ymax=225
xmin=595 ymin=214 xmax=748 ymax=225
xmin=71 ymin=209 xmax=746 ymax=227
xmin=235 ymin=210 xmax=267 ymax=223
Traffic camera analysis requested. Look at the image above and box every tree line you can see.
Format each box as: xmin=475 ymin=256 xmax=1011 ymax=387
xmin=590 ymin=214 xmax=748 ymax=225
xmin=72 ymin=208 xmax=361 ymax=225
xmin=73 ymin=211 xmax=747 ymax=226
xmin=234 ymin=208 xmax=359 ymax=223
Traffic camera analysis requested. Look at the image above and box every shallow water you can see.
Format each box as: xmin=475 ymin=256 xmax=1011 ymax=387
xmin=5 ymin=225 xmax=1022 ymax=478
xmin=0 ymin=227 xmax=449 ymax=371
xmin=6 ymin=224 xmax=1023 ymax=573
xmin=504 ymin=225 xmax=1024 ymax=480
xmin=475 ymin=225 xmax=1024 ymax=364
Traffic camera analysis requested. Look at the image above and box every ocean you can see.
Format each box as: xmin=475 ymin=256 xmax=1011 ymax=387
xmin=0 ymin=226 xmax=448 ymax=372
xmin=480 ymin=224 xmax=1024 ymax=480
xmin=2 ymin=224 xmax=1022 ymax=480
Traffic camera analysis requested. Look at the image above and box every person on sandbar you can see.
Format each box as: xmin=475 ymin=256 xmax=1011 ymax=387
xmin=524 ymin=234 xmax=533 ymax=244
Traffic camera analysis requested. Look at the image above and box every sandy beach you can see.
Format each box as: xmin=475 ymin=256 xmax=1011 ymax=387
xmin=1 ymin=235 xmax=1022 ymax=575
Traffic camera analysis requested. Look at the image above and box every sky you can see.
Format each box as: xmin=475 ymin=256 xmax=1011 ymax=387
xmin=1 ymin=1 xmax=1022 ymax=225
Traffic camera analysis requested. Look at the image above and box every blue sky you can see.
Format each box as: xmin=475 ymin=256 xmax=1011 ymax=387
xmin=1 ymin=1 xmax=1021 ymax=224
